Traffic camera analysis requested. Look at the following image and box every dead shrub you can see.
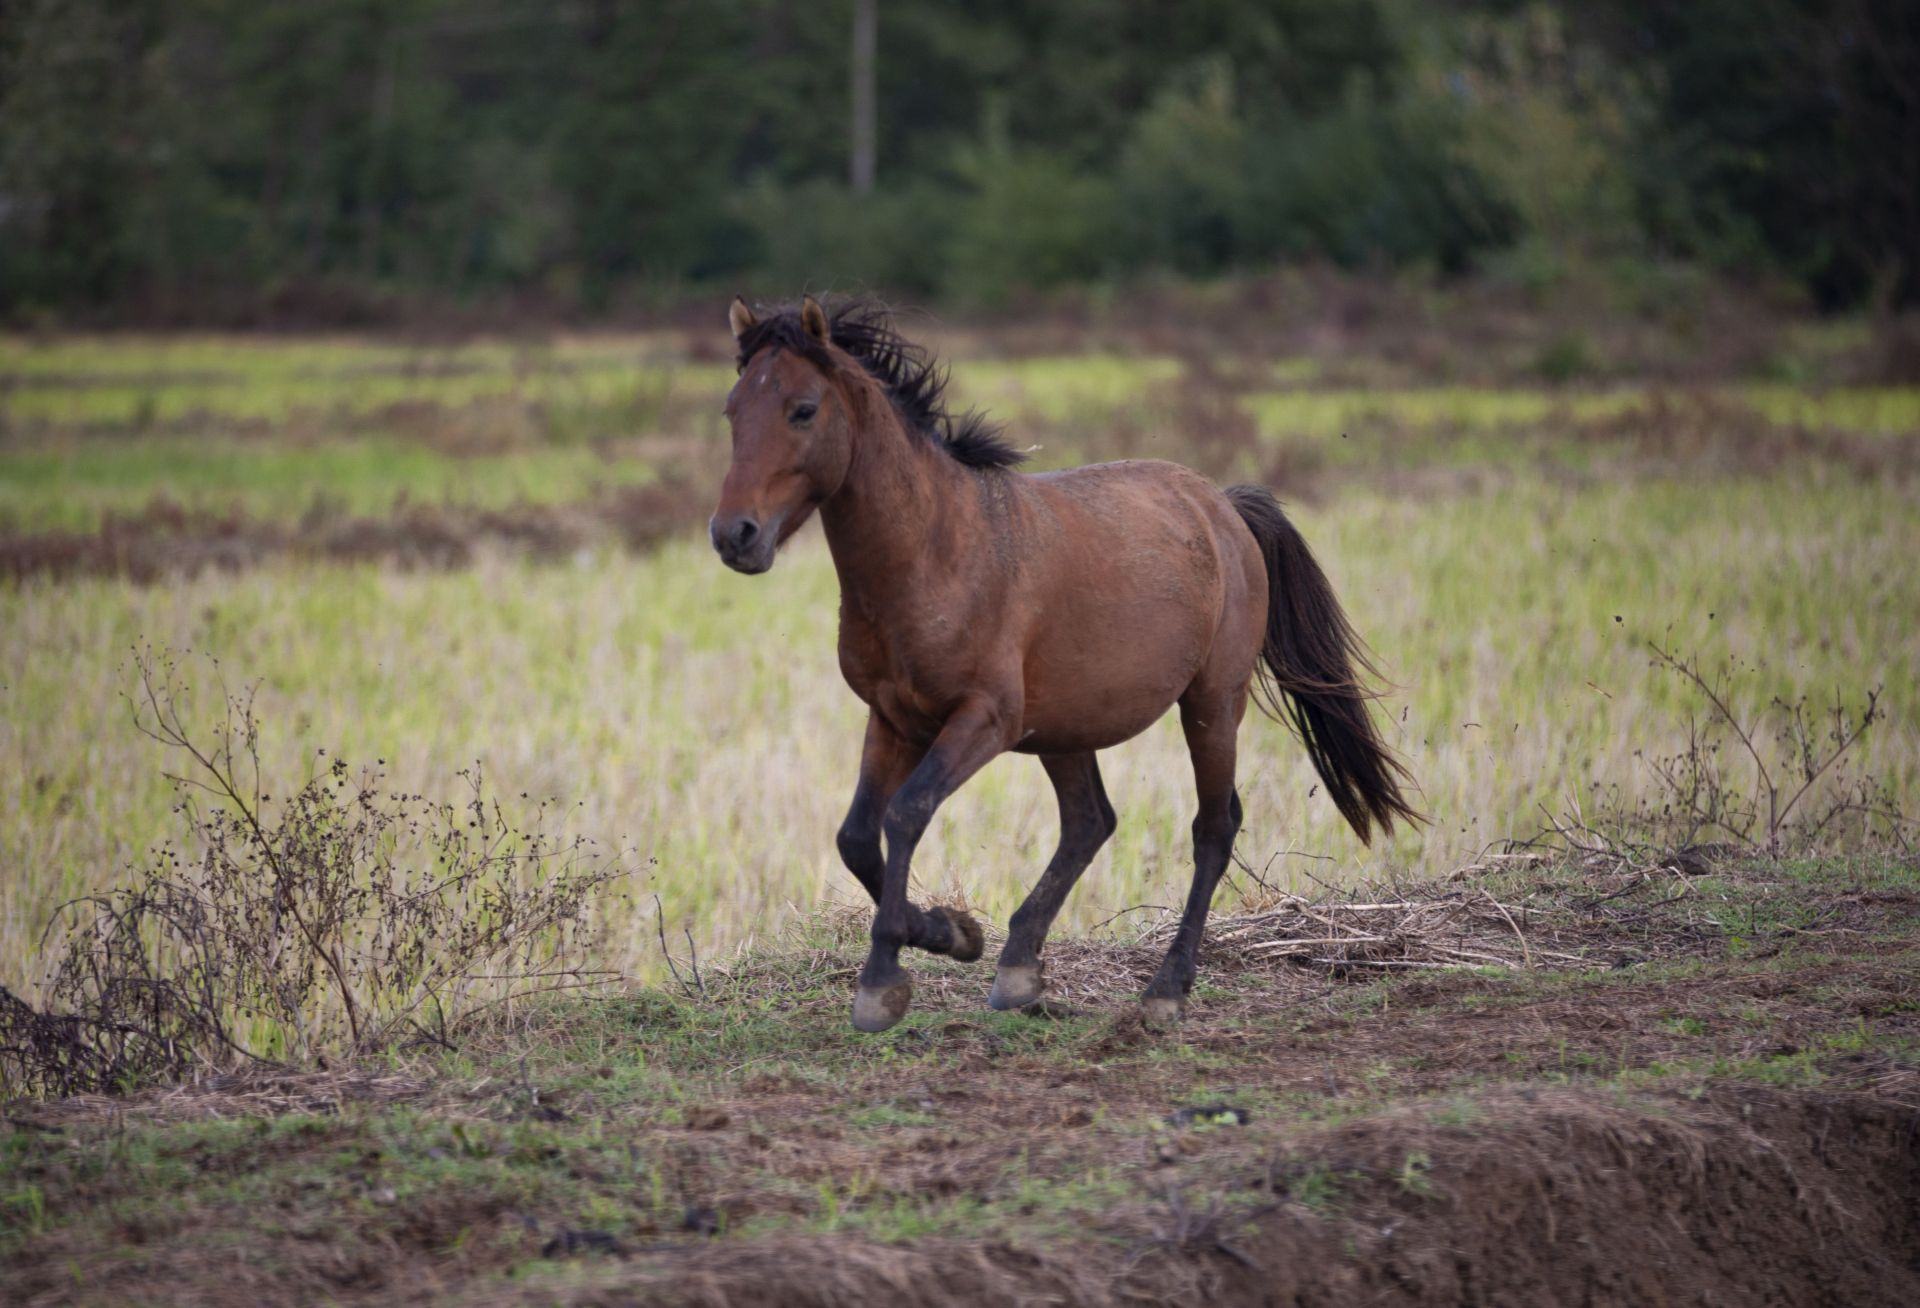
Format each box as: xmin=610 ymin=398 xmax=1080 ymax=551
xmin=0 ymin=649 xmax=634 ymax=1098
xmin=1556 ymin=638 xmax=1911 ymax=860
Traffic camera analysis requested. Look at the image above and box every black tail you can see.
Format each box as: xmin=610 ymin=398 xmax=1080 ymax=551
xmin=1225 ymin=484 xmax=1422 ymax=844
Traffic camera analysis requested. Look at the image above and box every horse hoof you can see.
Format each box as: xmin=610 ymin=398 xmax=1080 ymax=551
xmin=851 ymin=977 xmax=913 ymax=1033
xmin=1140 ymin=995 xmax=1185 ymax=1027
xmin=931 ymin=907 xmax=985 ymax=963
xmin=989 ymin=963 xmax=1045 ymax=1010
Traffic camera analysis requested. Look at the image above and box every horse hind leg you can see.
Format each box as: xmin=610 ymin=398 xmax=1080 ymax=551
xmin=990 ymin=751 xmax=1116 ymax=1010
xmin=1142 ymin=689 xmax=1245 ymax=1024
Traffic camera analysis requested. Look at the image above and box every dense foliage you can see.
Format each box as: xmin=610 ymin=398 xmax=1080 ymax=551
xmin=2 ymin=0 xmax=1914 ymax=319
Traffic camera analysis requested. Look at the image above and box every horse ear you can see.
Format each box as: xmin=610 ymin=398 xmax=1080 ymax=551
xmin=800 ymin=294 xmax=830 ymax=343
xmin=729 ymin=296 xmax=757 ymax=342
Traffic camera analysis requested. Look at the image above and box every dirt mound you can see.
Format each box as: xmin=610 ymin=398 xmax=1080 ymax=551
xmin=17 ymin=1086 xmax=1906 ymax=1307
xmin=6 ymin=861 xmax=1916 ymax=1307
xmin=476 ymin=1086 xmax=1920 ymax=1307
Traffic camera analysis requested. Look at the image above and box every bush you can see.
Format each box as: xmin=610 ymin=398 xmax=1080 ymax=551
xmin=942 ymin=105 xmax=1119 ymax=306
xmin=1247 ymin=90 xmax=1517 ymax=274
xmin=1112 ymin=59 xmax=1254 ymax=275
xmin=0 ymin=650 xmax=634 ymax=1098
xmin=1561 ymin=640 xmax=1911 ymax=861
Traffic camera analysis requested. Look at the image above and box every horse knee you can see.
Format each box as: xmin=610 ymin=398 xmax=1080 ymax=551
xmin=835 ymin=818 xmax=879 ymax=873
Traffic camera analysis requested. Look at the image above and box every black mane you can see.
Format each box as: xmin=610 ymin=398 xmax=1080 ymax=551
xmin=735 ymin=299 xmax=1025 ymax=470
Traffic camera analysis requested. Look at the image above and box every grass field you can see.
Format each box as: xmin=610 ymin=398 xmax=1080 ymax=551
xmin=4 ymin=312 xmax=1919 ymax=1303
xmin=3 ymin=323 xmax=1917 ymax=997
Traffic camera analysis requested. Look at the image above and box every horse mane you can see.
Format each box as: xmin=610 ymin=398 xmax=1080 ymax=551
xmin=734 ymin=299 xmax=1026 ymax=470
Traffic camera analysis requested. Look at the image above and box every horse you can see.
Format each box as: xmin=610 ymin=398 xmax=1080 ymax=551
xmin=712 ymin=295 xmax=1419 ymax=1032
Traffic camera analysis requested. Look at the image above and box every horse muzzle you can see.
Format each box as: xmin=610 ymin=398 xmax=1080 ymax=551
xmin=710 ymin=512 xmax=778 ymax=574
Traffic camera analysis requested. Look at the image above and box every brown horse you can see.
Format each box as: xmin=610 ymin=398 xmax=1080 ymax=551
xmin=713 ymin=295 xmax=1418 ymax=1031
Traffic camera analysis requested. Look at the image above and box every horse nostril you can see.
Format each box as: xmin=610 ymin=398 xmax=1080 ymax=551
xmin=734 ymin=518 xmax=760 ymax=548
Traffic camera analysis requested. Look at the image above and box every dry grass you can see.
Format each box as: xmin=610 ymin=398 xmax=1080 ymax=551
xmin=4 ymin=468 xmax=1916 ymax=1005
xmin=3 ymin=325 xmax=1917 ymax=1015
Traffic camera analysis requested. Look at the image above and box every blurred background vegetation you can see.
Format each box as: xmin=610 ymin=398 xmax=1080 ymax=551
xmin=3 ymin=0 xmax=1915 ymax=322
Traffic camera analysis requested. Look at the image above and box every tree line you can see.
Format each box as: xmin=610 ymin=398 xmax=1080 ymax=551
xmin=2 ymin=0 xmax=1914 ymax=321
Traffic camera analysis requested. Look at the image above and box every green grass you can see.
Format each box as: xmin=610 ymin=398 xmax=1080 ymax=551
xmin=1740 ymin=385 xmax=1920 ymax=435
xmin=1245 ymin=385 xmax=1642 ymax=442
xmin=10 ymin=331 xmax=1916 ymax=533
xmin=0 ymin=436 xmax=664 ymax=532
xmin=0 ymin=334 xmax=731 ymax=427
xmin=0 ymin=333 xmax=735 ymax=530
xmin=952 ymin=354 xmax=1184 ymax=421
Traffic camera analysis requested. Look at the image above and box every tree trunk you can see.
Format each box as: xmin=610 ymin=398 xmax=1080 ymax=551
xmin=850 ymin=0 xmax=876 ymax=194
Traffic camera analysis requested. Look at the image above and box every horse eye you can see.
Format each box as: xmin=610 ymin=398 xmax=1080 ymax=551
xmin=790 ymin=402 xmax=818 ymax=424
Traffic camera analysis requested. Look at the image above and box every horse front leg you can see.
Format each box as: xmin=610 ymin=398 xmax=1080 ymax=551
xmin=853 ymin=695 xmax=1014 ymax=1033
xmin=836 ymin=711 xmax=985 ymax=962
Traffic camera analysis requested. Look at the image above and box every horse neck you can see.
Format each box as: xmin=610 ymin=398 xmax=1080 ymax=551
xmin=820 ymin=387 xmax=975 ymax=607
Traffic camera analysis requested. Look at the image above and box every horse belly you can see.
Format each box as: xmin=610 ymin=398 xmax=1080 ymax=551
xmin=1014 ymin=568 xmax=1217 ymax=754
xmin=1012 ymin=467 xmax=1247 ymax=754
xmin=1013 ymin=698 xmax=1180 ymax=754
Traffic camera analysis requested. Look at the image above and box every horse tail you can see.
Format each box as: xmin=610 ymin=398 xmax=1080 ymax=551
xmin=1224 ymin=484 xmax=1422 ymax=845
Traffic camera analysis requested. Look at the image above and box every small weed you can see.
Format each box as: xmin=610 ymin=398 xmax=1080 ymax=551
xmin=2 ymin=1183 xmax=47 ymax=1240
xmin=846 ymin=1102 xmax=937 ymax=1129
xmin=1430 ymin=1097 xmax=1485 ymax=1129
xmin=1281 ymin=1164 xmax=1353 ymax=1217
xmin=1396 ymin=1150 xmax=1436 ymax=1198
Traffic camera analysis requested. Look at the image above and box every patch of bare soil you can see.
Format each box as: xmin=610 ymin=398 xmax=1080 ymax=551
xmin=0 ymin=484 xmax=708 ymax=583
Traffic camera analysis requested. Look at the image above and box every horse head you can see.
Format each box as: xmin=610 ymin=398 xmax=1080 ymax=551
xmin=712 ymin=295 xmax=858 ymax=574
